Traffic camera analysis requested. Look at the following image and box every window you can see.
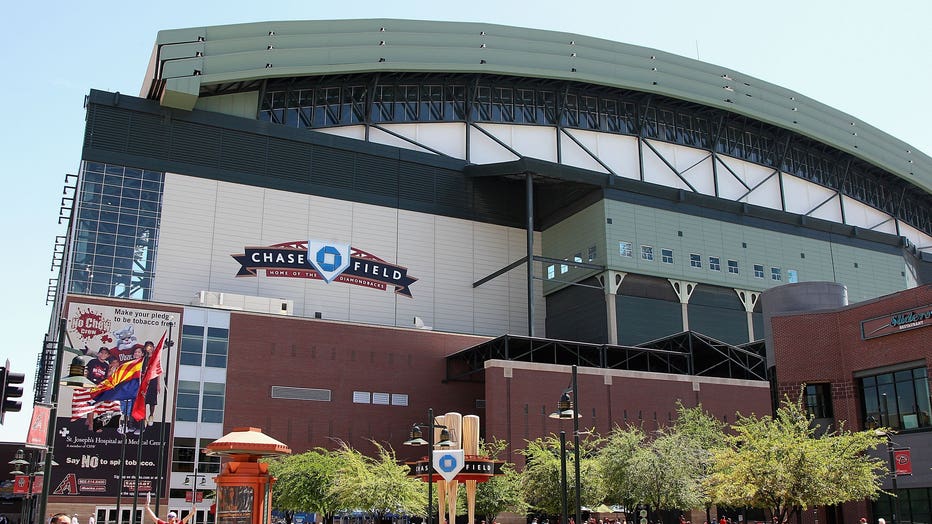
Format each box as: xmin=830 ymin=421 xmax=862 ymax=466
xmin=205 ymin=327 xmax=228 ymax=368
xmin=641 ymin=246 xmax=654 ymax=261
xmin=661 ymin=249 xmax=674 ymax=264
xmin=171 ymin=437 xmax=198 ymax=473
xmin=560 ymin=261 xmax=568 ymax=274
xmin=709 ymin=257 xmax=721 ymax=271
xmin=176 ymin=381 xmax=200 ymax=422
xmin=180 ymin=325 xmax=204 ymax=366
xmin=861 ymin=367 xmax=931 ymax=431
xmin=619 ymin=242 xmax=633 ymax=258
xmin=68 ymin=163 xmax=164 ymax=300
xmin=201 ymin=382 xmax=225 ymax=423
xmin=573 ymin=253 xmax=583 ymax=263
xmin=787 ymin=269 xmax=799 ymax=283
xmin=727 ymin=260 xmax=739 ymax=274
xmin=805 ymin=384 xmax=833 ymax=418
xmin=771 ymin=267 xmax=782 ymax=281
xmin=588 ymin=245 xmax=597 ymax=262
xmin=547 ymin=265 xmax=555 ymax=279
xmin=754 ymin=264 xmax=764 ymax=278
xmin=690 ymin=254 xmax=702 ymax=268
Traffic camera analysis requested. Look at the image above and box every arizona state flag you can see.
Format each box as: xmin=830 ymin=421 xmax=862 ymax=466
xmin=131 ymin=332 xmax=166 ymax=421
xmin=89 ymin=357 xmax=143 ymax=403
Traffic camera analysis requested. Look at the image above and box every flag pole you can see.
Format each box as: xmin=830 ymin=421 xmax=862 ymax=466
xmin=155 ymin=321 xmax=174 ymax=515
xmin=115 ymin=411 xmax=131 ymax=524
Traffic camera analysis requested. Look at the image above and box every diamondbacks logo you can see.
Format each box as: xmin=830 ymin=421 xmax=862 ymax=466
xmin=232 ymin=240 xmax=418 ymax=297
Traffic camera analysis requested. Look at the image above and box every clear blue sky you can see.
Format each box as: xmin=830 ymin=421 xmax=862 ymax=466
xmin=1 ymin=0 xmax=930 ymax=441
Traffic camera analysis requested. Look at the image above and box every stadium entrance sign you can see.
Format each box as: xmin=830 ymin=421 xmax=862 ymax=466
xmin=232 ymin=240 xmax=418 ymax=297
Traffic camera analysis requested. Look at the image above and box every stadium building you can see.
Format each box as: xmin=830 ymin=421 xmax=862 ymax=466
xmin=28 ymin=18 xmax=931 ymax=524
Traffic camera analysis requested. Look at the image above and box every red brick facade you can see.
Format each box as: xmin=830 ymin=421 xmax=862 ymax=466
xmin=770 ymin=284 xmax=932 ymax=524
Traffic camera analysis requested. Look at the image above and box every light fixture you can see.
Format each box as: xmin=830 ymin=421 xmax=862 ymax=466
xmin=10 ymin=469 xmax=25 ymax=476
xmin=60 ymin=356 xmax=95 ymax=388
xmin=9 ymin=449 xmax=28 ymax=466
xmin=549 ymin=391 xmax=580 ymax=419
xmin=437 ymin=428 xmax=454 ymax=448
xmin=403 ymin=424 xmax=427 ymax=446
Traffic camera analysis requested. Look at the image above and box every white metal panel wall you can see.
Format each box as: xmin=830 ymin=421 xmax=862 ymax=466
xmin=154 ymin=174 xmax=219 ymax=303
xmin=842 ymin=196 xmax=898 ymax=234
xmin=153 ymin=174 xmax=542 ymax=337
xmin=377 ymin=123 xmax=468 ymax=159
xmin=300 ymin=121 xmax=918 ymax=249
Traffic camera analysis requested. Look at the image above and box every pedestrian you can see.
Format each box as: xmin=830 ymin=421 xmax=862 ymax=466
xmin=50 ymin=515 xmax=72 ymax=524
xmin=72 ymin=514 xmax=80 ymax=524
xmin=878 ymin=519 xmax=886 ymax=524
xmin=144 ymin=503 xmax=196 ymax=524
xmin=859 ymin=519 xmax=867 ymax=524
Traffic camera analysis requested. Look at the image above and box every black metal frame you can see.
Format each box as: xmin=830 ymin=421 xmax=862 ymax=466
xmin=250 ymin=72 xmax=930 ymax=237
xmin=445 ymin=331 xmax=767 ymax=383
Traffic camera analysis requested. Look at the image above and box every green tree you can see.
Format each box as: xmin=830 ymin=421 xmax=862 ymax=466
xmin=331 ymin=441 xmax=427 ymax=523
xmin=520 ymin=433 xmax=605 ymax=518
xmin=474 ymin=438 xmax=528 ymax=524
xmin=266 ymin=449 xmax=342 ymax=524
xmin=704 ymin=396 xmax=888 ymax=523
xmin=598 ymin=425 xmax=644 ymax=515
xmin=599 ymin=405 xmax=725 ymax=522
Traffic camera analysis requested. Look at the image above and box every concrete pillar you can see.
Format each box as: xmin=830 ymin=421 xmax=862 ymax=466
xmin=668 ymin=279 xmax=697 ymax=331
xmin=598 ymin=271 xmax=626 ymax=344
xmin=734 ymin=289 xmax=761 ymax=341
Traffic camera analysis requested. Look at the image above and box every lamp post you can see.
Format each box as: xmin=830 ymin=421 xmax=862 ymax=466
xmin=404 ymin=408 xmax=453 ymax=524
xmin=550 ymin=365 xmax=581 ymax=524
xmin=10 ymin=448 xmax=33 ymax=524
xmin=559 ymin=432 xmax=569 ymax=524
xmin=879 ymin=393 xmax=900 ymax=524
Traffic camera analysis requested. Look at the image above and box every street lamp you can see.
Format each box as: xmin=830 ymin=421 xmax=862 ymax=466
xmin=878 ymin=393 xmax=901 ymax=524
xmin=550 ymin=365 xmax=581 ymax=524
xmin=9 ymin=448 xmax=40 ymax=524
xmin=404 ymin=408 xmax=453 ymax=524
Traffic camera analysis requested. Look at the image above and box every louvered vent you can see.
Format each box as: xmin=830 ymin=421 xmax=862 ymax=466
xmin=270 ymin=386 xmax=331 ymax=401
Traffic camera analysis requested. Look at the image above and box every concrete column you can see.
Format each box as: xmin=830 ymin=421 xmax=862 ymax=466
xmin=668 ymin=279 xmax=697 ymax=331
xmin=734 ymin=288 xmax=761 ymax=342
xmin=598 ymin=271 xmax=626 ymax=344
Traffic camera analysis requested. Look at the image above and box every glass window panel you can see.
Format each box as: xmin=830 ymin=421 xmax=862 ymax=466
xmin=201 ymin=410 xmax=223 ymax=423
xmin=177 ymin=408 xmax=198 ymax=422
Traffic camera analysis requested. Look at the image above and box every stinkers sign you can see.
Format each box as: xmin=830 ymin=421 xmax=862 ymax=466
xmin=860 ymin=303 xmax=932 ymax=340
xmin=232 ymin=240 xmax=418 ymax=297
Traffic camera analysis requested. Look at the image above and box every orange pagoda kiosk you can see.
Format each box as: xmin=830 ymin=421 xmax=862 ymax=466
xmin=206 ymin=427 xmax=292 ymax=524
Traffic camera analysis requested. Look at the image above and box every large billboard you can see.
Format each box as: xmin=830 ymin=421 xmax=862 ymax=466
xmin=51 ymin=302 xmax=180 ymax=498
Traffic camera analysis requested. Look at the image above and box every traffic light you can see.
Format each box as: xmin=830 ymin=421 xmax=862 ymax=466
xmin=0 ymin=361 xmax=25 ymax=425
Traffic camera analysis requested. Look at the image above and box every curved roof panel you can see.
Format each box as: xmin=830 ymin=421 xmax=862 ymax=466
xmin=145 ymin=18 xmax=931 ymax=194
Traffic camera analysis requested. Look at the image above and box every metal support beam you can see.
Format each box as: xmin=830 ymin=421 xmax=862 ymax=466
xmin=526 ymin=173 xmax=535 ymax=337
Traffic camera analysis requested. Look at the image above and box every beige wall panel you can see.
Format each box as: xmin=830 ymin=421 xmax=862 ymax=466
xmin=473 ymin=223 xmax=512 ymax=335
xmin=395 ymin=210 xmax=437 ymax=329
xmin=716 ymin=156 xmax=776 ymax=202
xmin=469 ymin=124 xmax=522 ymax=164
xmin=317 ymin=125 xmax=367 ymax=141
xmin=479 ymin=123 xmax=558 ymax=163
xmin=152 ymin=174 xmax=219 ymax=303
xmin=899 ymin=222 xmax=932 ymax=253
xmin=433 ymin=217 xmax=478 ymax=333
xmin=782 ymin=175 xmax=837 ymax=217
xmin=560 ymin=129 xmax=610 ymax=173
xmin=743 ymin=174 xmax=783 ymax=210
xmin=842 ymin=196 xmax=897 ymax=234
xmin=642 ymin=140 xmax=690 ymax=191
xmin=596 ymin=134 xmax=640 ymax=180
xmin=379 ymin=123 xmax=467 ymax=159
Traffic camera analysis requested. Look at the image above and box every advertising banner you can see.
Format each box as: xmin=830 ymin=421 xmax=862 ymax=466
xmin=50 ymin=302 xmax=180 ymax=498
xmin=894 ymin=449 xmax=912 ymax=476
xmin=26 ymin=404 xmax=52 ymax=448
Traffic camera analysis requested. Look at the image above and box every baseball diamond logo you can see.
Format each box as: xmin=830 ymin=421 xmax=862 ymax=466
xmin=232 ymin=240 xmax=418 ymax=297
